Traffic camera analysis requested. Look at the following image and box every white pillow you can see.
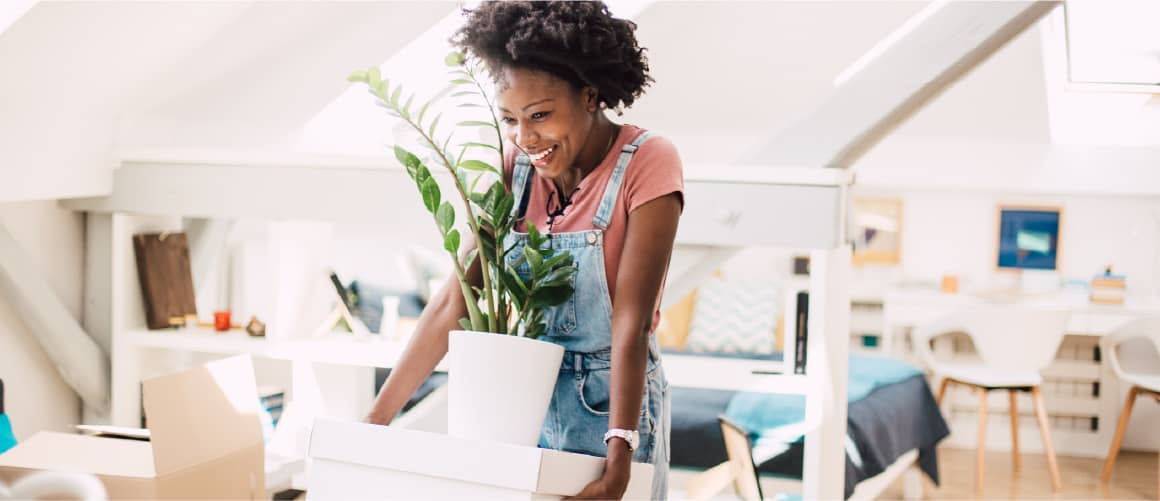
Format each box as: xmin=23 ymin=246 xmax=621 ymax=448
xmin=685 ymin=277 xmax=780 ymax=355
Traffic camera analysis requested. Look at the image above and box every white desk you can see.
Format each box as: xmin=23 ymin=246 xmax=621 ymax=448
xmin=883 ymin=287 xmax=1160 ymax=346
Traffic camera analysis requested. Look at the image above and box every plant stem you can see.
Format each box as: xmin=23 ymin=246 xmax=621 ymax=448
xmin=400 ymin=114 xmax=496 ymax=333
xmin=449 ymin=254 xmax=484 ymax=329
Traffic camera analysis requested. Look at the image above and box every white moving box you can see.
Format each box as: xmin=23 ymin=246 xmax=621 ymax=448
xmin=307 ymin=418 xmax=654 ymax=500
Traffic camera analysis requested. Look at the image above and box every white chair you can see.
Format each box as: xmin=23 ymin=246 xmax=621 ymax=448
xmin=911 ymin=306 xmax=1070 ymax=493
xmin=1099 ymin=316 xmax=1160 ymax=497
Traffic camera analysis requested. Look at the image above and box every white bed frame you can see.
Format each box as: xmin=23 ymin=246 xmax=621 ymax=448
xmin=55 ymin=3 xmax=1056 ymax=499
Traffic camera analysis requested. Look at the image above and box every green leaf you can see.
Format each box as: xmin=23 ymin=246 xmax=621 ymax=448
xmin=458 ymin=120 xmax=495 ymax=128
xmin=403 ymin=93 xmax=415 ymax=117
xmin=389 ymin=86 xmax=402 ymax=106
xmin=375 ymin=80 xmax=389 ymax=100
xmin=417 ymin=100 xmax=431 ymax=125
xmin=394 ymin=145 xmax=421 ymax=170
xmin=479 ymin=226 xmax=498 ymax=263
xmin=524 ymin=246 xmax=544 ymax=275
xmin=451 ymin=90 xmax=479 ymax=98
xmin=428 ymin=113 xmax=442 ymax=138
xmin=543 ymin=252 xmax=572 ymax=271
xmin=468 ymin=192 xmax=486 ymax=206
xmin=420 ymin=177 xmax=440 ymax=213
xmin=444 ymin=229 xmax=460 ymax=253
xmin=436 ymin=201 xmax=455 ymax=233
xmin=502 ymin=267 xmax=528 ymax=302
xmin=540 ymin=266 xmax=577 ymax=287
xmin=530 ymin=285 xmax=572 ymax=309
xmin=456 ymin=103 xmax=489 ymax=109
xmin=496 ymin=194 xmax=515 ymax=226
xmin=459 ymin=159 xmax=499 ymax=175
xmin=458 ymin=318 xmax=473 ymax=330
xmin=450 ymin=78 xmax=473 ymax=85
xmin=526 ymin=222 xmax=543 ymax=246
xmin=444 ymin=51 xmax=465 ymax=67
xmin=367 ymin=67 xmax=382 ymax=85
xmin=347 ymin=69 xmax=368 ymax=83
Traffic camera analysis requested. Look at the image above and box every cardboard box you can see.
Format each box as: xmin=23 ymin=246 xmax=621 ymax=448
xmin=307 ymin=418 xmax=654 ymax=500
xmin=0 ymin=355 xmax=265 ymax=499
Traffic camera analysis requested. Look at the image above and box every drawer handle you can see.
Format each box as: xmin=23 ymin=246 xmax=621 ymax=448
xmin=715 ymin=209 xmax=741 ymax=228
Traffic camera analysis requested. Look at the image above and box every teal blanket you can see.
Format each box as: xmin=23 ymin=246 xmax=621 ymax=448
xmin=724 ymin=354 xmax=922 ymax=463
xmin=0 ymin=414 xmax=15 ymax=454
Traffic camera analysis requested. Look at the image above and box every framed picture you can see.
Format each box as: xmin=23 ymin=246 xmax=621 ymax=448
xmin=850 ymin=197 xmax=902 ymax=266
xmin=996 ymin=205 xmax=1063 ymax=271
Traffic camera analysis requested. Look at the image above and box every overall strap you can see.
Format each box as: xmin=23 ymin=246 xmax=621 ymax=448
xmin=591 ymin=131 xmax=653 ymax=229
xmin=511 ymin=155 xmax=534 ymax=221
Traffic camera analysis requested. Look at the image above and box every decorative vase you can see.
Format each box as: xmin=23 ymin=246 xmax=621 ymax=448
xmin=446 ymin=330 xmax=564 ymax=446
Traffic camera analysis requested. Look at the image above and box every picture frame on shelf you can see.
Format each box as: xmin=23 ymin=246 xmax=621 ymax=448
xmin=850 ymin=197 xmax=902 ymax=267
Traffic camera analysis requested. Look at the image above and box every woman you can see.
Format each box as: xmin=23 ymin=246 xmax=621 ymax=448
xmin=366 ymin=2 xmax=683 ymax=499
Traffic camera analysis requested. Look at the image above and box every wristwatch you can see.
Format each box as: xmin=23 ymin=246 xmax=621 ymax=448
xmin=603 ymin=428 xmax=640 ymax=452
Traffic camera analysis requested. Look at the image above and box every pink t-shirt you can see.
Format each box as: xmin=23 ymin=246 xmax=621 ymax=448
xmin=503 ymin=124 xmax=685 ymax=333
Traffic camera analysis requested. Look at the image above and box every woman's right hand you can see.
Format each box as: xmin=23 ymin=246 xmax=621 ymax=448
xmin=364 ymin=409 xmax=393 ymax=426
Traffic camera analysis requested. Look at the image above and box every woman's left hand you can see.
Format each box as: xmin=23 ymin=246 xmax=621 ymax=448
xmin=563 ymin=465 xmax=629 ymax=500
xmin=564 ymin=445 xmax=631 ymax=500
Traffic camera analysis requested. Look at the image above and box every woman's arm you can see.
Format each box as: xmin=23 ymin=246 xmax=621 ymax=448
xmin=568 ymin=192 xmax=682 ymax=499
xmin=365 ymin=242 xmax=482 ymax=425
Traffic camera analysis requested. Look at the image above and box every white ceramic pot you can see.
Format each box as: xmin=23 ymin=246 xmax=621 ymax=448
xmin=446 ymin=330 xmax=564 ymax=446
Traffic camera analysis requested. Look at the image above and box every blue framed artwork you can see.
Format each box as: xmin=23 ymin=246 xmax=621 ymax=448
xmin=997 ymin=206 xmax=1062 ymax=271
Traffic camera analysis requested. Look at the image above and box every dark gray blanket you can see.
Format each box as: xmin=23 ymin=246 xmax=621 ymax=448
xmin=670 ymin=374 xmax=949 ymax=498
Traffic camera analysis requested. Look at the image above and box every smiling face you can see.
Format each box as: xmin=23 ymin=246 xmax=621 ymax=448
xmin=496 ymin=67 xmax=603 ymax=183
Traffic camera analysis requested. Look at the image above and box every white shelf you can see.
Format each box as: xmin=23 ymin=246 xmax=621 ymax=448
xmin=125 ymin=327 xmax=442 ymax=370
xmin=661 ymin=353 xmax=808 ymax=395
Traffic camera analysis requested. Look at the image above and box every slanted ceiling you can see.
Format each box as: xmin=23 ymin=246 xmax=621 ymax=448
xmin=3 ymin=1 xmax=1153 ymax=202
xmin=0 ymin=1 xmax=454 ymax=201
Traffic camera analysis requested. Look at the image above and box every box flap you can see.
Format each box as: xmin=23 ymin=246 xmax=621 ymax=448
xmin=143 ymin=355 xmax=264 ymax=475
xmin=308 ymin=418 xmax=542 ymax=491
xmin=0 ymin=432 xmax=156 ymax=478
xmin=76 ymin=424 xmax=151 ymax=440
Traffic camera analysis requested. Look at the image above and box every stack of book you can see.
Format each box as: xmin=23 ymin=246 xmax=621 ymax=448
xmin=1090 ymin=274 xmax=1126 ymax=304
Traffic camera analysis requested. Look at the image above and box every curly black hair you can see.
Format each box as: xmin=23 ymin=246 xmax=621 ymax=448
xmin=451 ymin=1 xmax=653 ymax=112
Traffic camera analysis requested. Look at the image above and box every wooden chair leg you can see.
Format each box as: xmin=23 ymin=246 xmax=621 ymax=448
xmin=1009 ymin=390 xmax=1020 ymax=472
xmin=1101 ymin=386 xmax=1139 ymax=482
xmin=936 ymin=377 xmax=950 ymax=406
xmin=976 ymin=386 xmax=988 ymax=493
xmin=1030 ymin=386 xmax=1062 ymax=492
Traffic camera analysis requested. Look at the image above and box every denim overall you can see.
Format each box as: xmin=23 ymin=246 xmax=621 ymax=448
xmin=505 ymin=131 xmax=670 ymax=499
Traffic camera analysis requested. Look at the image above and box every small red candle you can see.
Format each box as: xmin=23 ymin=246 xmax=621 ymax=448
xmin=214 ymin=311 xmax=231 ymax=332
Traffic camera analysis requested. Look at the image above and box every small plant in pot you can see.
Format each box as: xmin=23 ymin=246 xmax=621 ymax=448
xmin=347 ymin=52 xmax=576 ymax=446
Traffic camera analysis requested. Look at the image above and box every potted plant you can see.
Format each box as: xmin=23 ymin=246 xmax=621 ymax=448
xmin=347 ymin=52 xmax=577 ymax=447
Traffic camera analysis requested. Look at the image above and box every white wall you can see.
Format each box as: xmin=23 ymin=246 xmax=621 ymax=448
xmin=0 ymin=201 xmax=84 ymax=438
xmin=856 ymin=188 xmax=1160 ymax=293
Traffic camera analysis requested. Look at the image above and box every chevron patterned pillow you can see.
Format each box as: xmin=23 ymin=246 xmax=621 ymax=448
xmin=686 ymin=278 xmax=780 ymax=355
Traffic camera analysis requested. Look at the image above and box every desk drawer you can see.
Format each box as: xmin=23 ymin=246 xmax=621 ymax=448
xmin=677 ymin=181 xmax=842 ymax=248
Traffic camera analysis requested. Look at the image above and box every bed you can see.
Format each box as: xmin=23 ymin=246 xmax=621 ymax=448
xmin=667 ymin=352 xmax=950 ymax=499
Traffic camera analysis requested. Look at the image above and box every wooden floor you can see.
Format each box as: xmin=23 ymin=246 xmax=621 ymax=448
xmin=878 ymin=447 xmax=1159 ymax=500
xmin=669 ymin=447 xmax=1158 ymax=500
